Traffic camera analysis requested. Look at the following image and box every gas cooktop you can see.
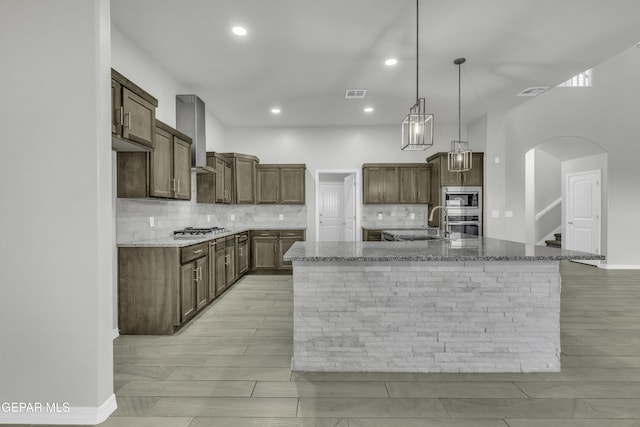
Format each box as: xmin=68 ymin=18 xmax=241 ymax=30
xmin=173 ymin=227 xmax=230 ymax=239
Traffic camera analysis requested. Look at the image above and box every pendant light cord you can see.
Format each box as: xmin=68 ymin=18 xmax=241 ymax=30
xmin=458 ymin=61 xmax=461 ymax=142
xmin=416 ymin=0 xmax=419 ymax=103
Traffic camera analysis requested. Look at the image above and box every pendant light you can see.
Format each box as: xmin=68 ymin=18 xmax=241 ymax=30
xmin=448 ymin=58 xmax=472 ymax=171
xmin=401 ymin=0 xmax=434 ymax=151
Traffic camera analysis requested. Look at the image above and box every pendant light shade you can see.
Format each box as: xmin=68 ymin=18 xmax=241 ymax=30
xmin=401 ymin=0 xmax=434 ymax=151
xmin=448 ymin=57 xmax=472 ymax=172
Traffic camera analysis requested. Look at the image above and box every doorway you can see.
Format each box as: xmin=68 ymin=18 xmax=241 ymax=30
xmin=316 ymin=170 xmax=359 ymax=241
xmin=566 ymin=170 xmax=602 ymax=266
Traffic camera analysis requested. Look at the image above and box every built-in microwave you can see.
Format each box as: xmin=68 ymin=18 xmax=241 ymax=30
xmin=442 ymin=186 xmax=482 ymax=211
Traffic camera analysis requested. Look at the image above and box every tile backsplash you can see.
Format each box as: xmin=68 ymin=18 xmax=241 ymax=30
xmin=361 ymin=204 xmax=429 ymax=228
xmin=116 ymin=173 xmax=308 ymax=243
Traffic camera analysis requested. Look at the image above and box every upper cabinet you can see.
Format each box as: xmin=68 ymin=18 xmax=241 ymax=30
xmin=117 ymin=120 xmax=192 ymax=200
xmin=111 ymin=69 xmax=158 ymax=152
xmin=257 ymin=164 xmax=306 ymax=204
xmin=363 ymin=163 xmax=431 ymax=204
xmin=427 ymin=152 xmax=484 ymax=187
xmin=219 ymin=153 xmax=259 ymax=204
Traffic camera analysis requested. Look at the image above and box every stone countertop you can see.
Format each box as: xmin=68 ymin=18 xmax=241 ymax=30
xmin=118 ymin=227 xmax=305 ymax=248
xmin=283 ymin=236 xmax=605 ymax=262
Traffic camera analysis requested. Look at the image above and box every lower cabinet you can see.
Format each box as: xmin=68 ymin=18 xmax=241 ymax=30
xmin=225 ymin=236 xmax=236 ymax=287
xmin=236 ymin=232 xmax=250 ymax=276
xmin=213 ymin=239 xmax=227 ymax=296
xmin=362 ymin=228 xmax=382 ymax=241
xmin=251 ymin=229 xmax=305 ymax=272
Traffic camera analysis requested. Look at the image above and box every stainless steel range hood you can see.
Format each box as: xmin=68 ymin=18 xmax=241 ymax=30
xmin=176 ymin=94 xmax=216 ymax=174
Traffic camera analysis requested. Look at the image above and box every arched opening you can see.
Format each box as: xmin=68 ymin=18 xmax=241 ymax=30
xmin=525 ymin=136 xmax=607 ymax=260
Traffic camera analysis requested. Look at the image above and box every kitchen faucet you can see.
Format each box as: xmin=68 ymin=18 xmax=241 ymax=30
xmin=428 ymin=206 xmax=450 ymax=238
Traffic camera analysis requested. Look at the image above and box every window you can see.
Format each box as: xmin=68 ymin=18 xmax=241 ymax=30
xmin=558 ymin=69 xmax=592 ymax=87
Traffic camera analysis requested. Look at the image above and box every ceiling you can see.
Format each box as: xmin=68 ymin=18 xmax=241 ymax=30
xmin=111 ymin=0 xmax=640 ymax=129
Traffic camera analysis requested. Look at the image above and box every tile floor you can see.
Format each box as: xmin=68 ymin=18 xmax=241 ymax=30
xmin=16 ymin=261 xmax=640 ymax=426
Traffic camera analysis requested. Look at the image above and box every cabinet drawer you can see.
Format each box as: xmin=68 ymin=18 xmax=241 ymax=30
xmin=236 ymin=232 xmax=249 ymax=242
xmin=279 ymin=230 xmax=304 ymax=239
xmin=253 ymin=230 xmax=279 ymax=238
xmin=180 ymin=243 xmax=208 ymax=264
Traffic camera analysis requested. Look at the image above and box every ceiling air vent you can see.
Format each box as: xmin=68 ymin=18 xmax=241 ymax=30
xmin=517 ymin=87 xmax=549 ymax=97
xmin=345 ymin=89 xmax=367 ymax=99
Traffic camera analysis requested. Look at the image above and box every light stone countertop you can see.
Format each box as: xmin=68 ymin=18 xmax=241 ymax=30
xmin=118 ymin=227 xmax=305 ymax=248
xmin=283 ymin=236 xmax=605 ymax=262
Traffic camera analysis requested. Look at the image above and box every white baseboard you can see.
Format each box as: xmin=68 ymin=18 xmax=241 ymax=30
xmin=600 ymin=264 xmax=640 ymax=270
xmin=112 ymin=327 xmax=120 ymax=340
xmin=0 ymin=394 xmax=117 ymax=425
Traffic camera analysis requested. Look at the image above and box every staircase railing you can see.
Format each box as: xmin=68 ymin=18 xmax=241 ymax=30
xmin=535 ymin=196 xmax=562 ymax=221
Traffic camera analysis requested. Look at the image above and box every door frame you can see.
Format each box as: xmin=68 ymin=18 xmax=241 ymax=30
xmin=315 ymin=169 xmax=361 ymax=242
xmin=565 ymin=169 xmax=601 ymax=267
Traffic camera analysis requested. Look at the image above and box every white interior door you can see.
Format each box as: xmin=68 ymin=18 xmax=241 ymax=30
xmin=343 ymin=174 xmax=356 ymax=241
xmin=566 ymin=170 xmax=601 ymax=266
xmin=319 ymin=183 xmax=345 ymax=241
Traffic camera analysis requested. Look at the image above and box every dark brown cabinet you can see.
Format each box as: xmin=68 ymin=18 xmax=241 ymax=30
xmin=213 ymin=239 xmax=227 ymax=296
xmin=363 ymin=163 xmax=431 ymax=204
xmin=251 ymin=230 xmax=305 ymax=271
xmin=219 ymin=153 xmax=259 ymax=204
xmin=362 ymin=228 xmax=382 ymax=241
xmin=117 ymin=120 xmax=192 ymax=200
xmin=257 ymin=164 xmax=306 ymax=204
xmin=236 ymin=232 xmax=250 ymax=276
xmin=179 ymin=243 xmax=208 ymax=323
xmin=111 ymin=69 xmax=158 ymax=151
xmin=225 ymin=236 xmax=236 ymax=287
xmin=399 ymin=165 xmax=431 ymax=204
xmin=427 ymin=152 xmax=484 ymax=186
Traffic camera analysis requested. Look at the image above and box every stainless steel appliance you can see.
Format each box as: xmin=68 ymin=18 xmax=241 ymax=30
xmin=173 ymin=226 xmax=230 ymax=239
xmin=441 ymin=186 xmax=482 ymax=237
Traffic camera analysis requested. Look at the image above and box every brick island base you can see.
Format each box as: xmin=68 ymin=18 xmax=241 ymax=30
xmin=292 ymin=261 xmax=561 ymax=373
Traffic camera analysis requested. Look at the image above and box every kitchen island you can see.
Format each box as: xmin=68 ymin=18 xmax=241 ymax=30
xmin=284 ymin=236 xmax=603 ymax=373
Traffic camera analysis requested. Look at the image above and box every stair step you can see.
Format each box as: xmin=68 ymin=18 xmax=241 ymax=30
xmin=545 ymin=240 xmax=561 ymax=248
xmin=554 ymin=233 xmax=562 ymax=241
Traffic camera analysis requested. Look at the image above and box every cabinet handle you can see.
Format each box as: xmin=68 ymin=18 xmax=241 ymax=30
xmin=177 ymin=179 xmax=180 ymax=194
xmin=193 ymin=249 xmax=203 ymax=254
xmin=124 ymin=112 xmax=131 ymax=129
xmin=119 ymin=106 xmax=123 ymax=125
xmin=239 ymin=247 xmax=243 ymax=256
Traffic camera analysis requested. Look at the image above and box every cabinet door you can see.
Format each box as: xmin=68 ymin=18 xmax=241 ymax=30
xmin=416 ymin=166 xmax=431 ymax=203
xmin=173 ymin=136 xmax=192 ymax=200
xmin=208 ymin=244 xmax=216 ymax=301
xmin=235 ymin=158 xmax=256 ymax=204
xmin=238 ymin=240 xmax=249 ymax=275
xmin=224 ymin=163 xmax=232 ymax=203
xmin=225 ymin=245 xmax=236 ymax=286
xmin=363 ymin=167 xmax=383 ymax=204
xmin=111 ymin=79 xmax=121 ymax=136
xmin=252 ymin=238 xmax=278 ymax=270
xmin=462 ymin=153 xmax=484 ymax=186
xmin=277 ymin=238 xmax=299 ymax=270
xmin=280 ymin=167 xmax=305 ymax=204
xmin=149 ymin=126 xmax=172 ymax=198
xmin=121 ymin=87 xmax=155 ymax=148
xmin=439 ymin=156 xmax=463 ymax=186
xmin=215 ymin=158 xmax=225 ymax=203
xmin=257 ymin=167 xmax=280 ymax=204
xmin=180 ymin=263 xmax=197 ymax=323
xmin=195 ymin=257 xmax=208 ymax=311
xmin=215 ymin=246 xmax=226 ymax=295
xmin=399 ymin=167 xmax=417 ymax=204
xmin=382 ymin=167 xmax=400 ymax=203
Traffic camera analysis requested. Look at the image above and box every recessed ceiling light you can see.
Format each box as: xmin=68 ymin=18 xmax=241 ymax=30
xmin=385 ymin=58 xmax=398 ymax=66
xmin=363 ymin=107 xmax=374 ymax=113
xmin=232 ymin=26 xmax=247 ymax=36
xmin=271 ymin=108 xmax=281 ymax=114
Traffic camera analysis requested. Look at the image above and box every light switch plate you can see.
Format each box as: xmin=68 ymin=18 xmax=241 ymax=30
xmin=206 ymin=215 xmax=211 ymax=222
xmin=377 ymin=213 xmax=383 ymax=220
xmin=149 ymin=216 xmax=155 ymax=228
xmin=410 ymin=213 xmax=415 ymax=220
xmin=505 ymin=211 xmax=513 ymax=218
xmin=279 ymin=214 xmax=284 ymax=221
xmin=491 ymin=210 xmax=500 ymax=218
xmin=494 ymin=157 xmax=500 ymax=164
xmin=230 ymin=214 xmax=235 ymax=221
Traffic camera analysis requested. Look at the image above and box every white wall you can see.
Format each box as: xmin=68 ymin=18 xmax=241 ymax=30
xmin=0 ymin=0 xmax=114 ymax=422
xmin=483 ymin=44 xmax=640 ymax=267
